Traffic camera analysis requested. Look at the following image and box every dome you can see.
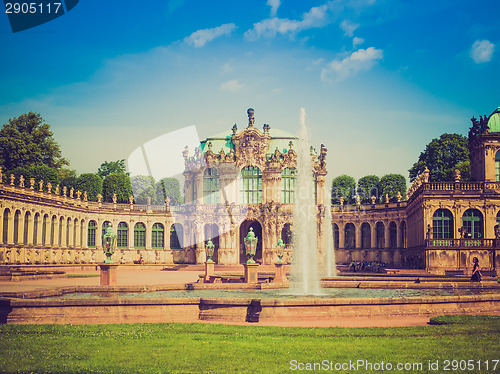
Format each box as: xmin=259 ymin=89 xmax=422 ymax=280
xmin=487 ymin=107 xmax=500 ymax=132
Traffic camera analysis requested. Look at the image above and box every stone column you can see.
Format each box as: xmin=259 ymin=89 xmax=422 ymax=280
xmin=355 ymin=222 xmax=362 ymax=249
xmin=316 ymin=174 xmax=326 ymax=206
xmin=145 ymin=221 xmax=152 ymax=250
xmin=371 ymin=225 xmax=377 ymax=249
xmin=26 ymin=213 xmax=34 ymax=246
xmin=338 ymin=222 xmax=345 ymax=250
xmin=195 ymin=221 xmax=205 ymax=264
xmin=6 ymin=210 xmax=15 ymax=245
xmin=384 ymin=221 xmax=390 ymax=249
xmin=128 ymin=221 xmax=134 ymax=250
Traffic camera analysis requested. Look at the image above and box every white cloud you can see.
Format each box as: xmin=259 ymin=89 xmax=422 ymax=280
xmin=340 ymin=20 xmax=359 ymax=37
xmin=184 ymin=23 xmax=236 ymax=48
xmin=353 ymin=36 xmax=364 ymax=48
xmin=221 ymin=79 xmax=244 ymax=92
xmin=267 ymin=0 xmax=280 ymax=17
xmin=245 ymin=2 xmax=332 ymax=41
xmin=321 ymin=47 xmax=383 ymax=82
xmin=470 ymin=40 xmax=495 ymax=63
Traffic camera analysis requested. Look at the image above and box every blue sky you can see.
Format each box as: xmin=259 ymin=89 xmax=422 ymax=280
xmin=0 ymin=0 xmax=498 ymax=185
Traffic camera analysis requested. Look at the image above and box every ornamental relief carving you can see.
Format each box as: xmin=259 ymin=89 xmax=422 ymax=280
xmin=232 ymin=127 xmax=271 ymax=169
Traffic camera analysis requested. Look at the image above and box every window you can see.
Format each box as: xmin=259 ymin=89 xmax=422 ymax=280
xmin=23 ymin=212 xmax=30 ymax=245
xmin=496 ymin=150 xmax=500 ymax=181
xmin=240 ymin=166 xmax=262 ymax=204
xmin=361 ymin=223 xmax=371 ymax=249
xmin=281 ymin=223 xmax=292 ymax=247
xmin=117 ymin=222 xmax=128 ymax=248
xmin=344 ymin=223 xmax=355 ymax=249
xmin=134 ymin=222 xmax=146 ymax=249
xmin=33 ymin=213 xmax=39 ymax=245
xmin=88 ymin=221 xmax=96 ymax=248
xmin=282 ymin=168 xmax=296 ymax=204
xmin=152 ymin=223 xmax=164 ymax=249
xmin=433 ymin=209 xmax=454 ymax=239
xmin=2 ymin=209 xmax=9 ymax=244
xmin=462 ymin=209 xmax=483 ymax=239
xmin=376 ymin=222 xmax=385 ymax=248
xmin=389 ymin=222 xmax=397 ymax=248
xmin=14 ymin=211 xmax=21 ymax=245
xmin=203 ymin=168 xmax=220 ymax=204
xmin=170 ymin=224 xmax=183 ymax=249
xmin=333 ymin=223 xmax=339 ymax=249
xmin=43 ymin=215 xmax=48 ymax=246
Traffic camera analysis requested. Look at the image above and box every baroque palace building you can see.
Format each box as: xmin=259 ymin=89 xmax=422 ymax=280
xmin=0 ymin=107 xmax=499 ymax=275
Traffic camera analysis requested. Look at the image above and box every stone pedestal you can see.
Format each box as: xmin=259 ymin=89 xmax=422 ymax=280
xmin=204 ymin=261 xmax=215 ymax=282
xmin=273 ymin=263 xmax=288 ymax=283
xmin=99 ymin=263 xmax=118 ymax=286
xmin=244 ymin=263 xmax=259 ymax=284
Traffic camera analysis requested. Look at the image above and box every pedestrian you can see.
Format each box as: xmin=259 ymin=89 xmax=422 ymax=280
xmin=470 ymin=257 xmax=482 ymax=282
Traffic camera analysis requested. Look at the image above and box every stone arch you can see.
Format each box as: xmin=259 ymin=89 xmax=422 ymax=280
xmin=400 ymin=220 xmax=407 ymax=248
xmin=170 ymin=223 xmax=184 ymax=249
xmin=2 ymin=208 xmax=10 ymax=244
xmin=344 ymin=223 xmax=355 ymax=249
xmin=239 ymin=219 xmax=263 ymax=263
xmin=389 ymin=221 xmax=397 ymax=248
xmin=23 ymin=211 xmax=30 ymax=245
xmin=375 ymin=221 xmax=385 ymax=249
xmin=14 ymin=210 xmax=21 ymax=245
xmin=361 ymin=222 xmax=371 ymax=249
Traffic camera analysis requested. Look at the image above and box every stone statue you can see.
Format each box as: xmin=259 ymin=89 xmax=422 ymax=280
xmin=9 ymin=174 xmax=15 ymax=186
xmin=97 ymin=193 xmax=102 ymax=203
xmin=47 ymin=183 xmax=52 ymax=193
xmin=494 ymin=224 xmax=500 ymax=239
xmin=129 ymin=195 xmax=134 ymax=204
xmin=62 ymin=186 xmax=67 ymax=197
xmin=83 ymin=191 xmax=88 ymax=202
xmin=263 ymin=123 xmax=270 ymax=133
xmin=207 ymin=141 xmax=212 ymax=151
xmin=396 ymin=191 xmax=402 ymax=202
xmin=29 ymin=178 xmax=35 ymax=189
xmin=247 ymin=108 xmax=255 ymax=127
xmin=19 ymin=175 xmax=24 ymax=188
xmin=55 ymin=184 xmax=59 ymax=195
xmin=39 ymin=180 xmax=44 ymax=191
xmin=289 ymin=141 xmax=293 ymax=150
xmin=423 ymin=167 xmax=430 ymax=183
xmin=426 ymin=224 xmax=433 ymax=239
xmin=454 ymin=169 xmax=461 ymax=182
xmin=76 ymin=190 xmax=82 ymax=200
xmin=355 ymin=195 xmax=361 ymax=205
xmin=339 ymin=196 xmax=344 ymax=206
xmin=458 ymin=226 xmax=467 ymax=239
xmin=232 ymin=124 xmax=238 ymax=135
xmin=69 ymin=187 xmax=74 ymax=198
xmin=182 ymin=145 xmax=189 ymax=159
xmin=147 ymin=196 xmax=151 ymax=205
xmin=112 ymin=193 xmax=117 ymax=203
xmin=385 ymin=194 xmax=389 ymax=203
xmin=371 ymin=195 xmax=377 ymax=204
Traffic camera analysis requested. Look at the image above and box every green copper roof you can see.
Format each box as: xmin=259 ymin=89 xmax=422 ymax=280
xmin=199 ymin=128 xmax=297 ymax=155
xmin=488 ymin=107 xmax=500 ymax=132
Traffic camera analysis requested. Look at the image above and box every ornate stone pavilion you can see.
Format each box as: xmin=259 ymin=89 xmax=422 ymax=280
xmin=0 ymin=107 xmax=499 ymax=275
xmin=0 ymin=108 xmax=328 ymax=267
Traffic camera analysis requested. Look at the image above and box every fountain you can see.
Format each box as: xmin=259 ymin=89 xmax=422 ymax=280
xmin=290 ymin=108 xmax=322 ymax=294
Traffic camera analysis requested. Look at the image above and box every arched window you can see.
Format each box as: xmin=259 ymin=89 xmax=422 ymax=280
xmin=59 ymin=217 xmax=64 ymax=247
xmin=376 ymin=222 xmax=385 ymax=248
xmin=361 ymin=223 xmax=371 ymax=249
xmin=170 ymin=224 xmax=183 ymax=249
xmin=389 ymin=222 xmax=397 ymax=248
xmin=80 ymin=219 xmax=85 ymax=248
xmin=496 ymin=150 xmax=500 ymax=181
xmin=333 ymin=223 xmax=339 ymax=249
xmin=400 ymin=221 xmax=407 ymax=248
xmin=462 ymin=209 xmax=483 ymax=239
xmin=117 ymin=222 xmax=128 ymax=248
xmin=203 ymin=168 xmax=220 ymax=204
xmin=433 ymin=209 xmax=454 ymax=239
xmin=73 ymin=218 xmax=78 ymax=247
xmin=134 ymin=222 xmax=146 ymax=249
xmin=2 ymin=209 xmax=10 ymax=244
xmin=240 ymin=166 xmax=262 ymax=204
xmin=344 ymin=223 xmax=355 ymax=249
xmin=152 ymin=223 xmax=164 ymax=249
xmin=282 ymin=168 xmax=296 ymax=204
xmin=66 ymin=217 xmax=71 ymax=247
xmin=42 ymin=215 xmax=48 ymax=245
xmin=281 ymin=223 xmax=293 ymax=247
xmin=14 ymin=210 xmax=21 ymax=245
xmin=33 ymin=213 xmax=39 ymax=245
xmin=50 ymin=215 xmax=56 ymax=246
xmin=88 ymin=221 xmax=97 ymax=248
xmin=23 ymin=212 xmax=30 ymax=245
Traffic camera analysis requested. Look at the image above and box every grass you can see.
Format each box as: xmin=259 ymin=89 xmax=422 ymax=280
xmin=0 ymin=315 xmax=499 ymax=373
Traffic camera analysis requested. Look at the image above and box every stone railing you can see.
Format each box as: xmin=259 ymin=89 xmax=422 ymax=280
xmin=425 ymin=238 xmax=497 ymax=249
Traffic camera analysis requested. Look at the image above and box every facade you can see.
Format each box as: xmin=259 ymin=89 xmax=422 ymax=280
xmin=0 ymin=107 xmax=499 ymax=275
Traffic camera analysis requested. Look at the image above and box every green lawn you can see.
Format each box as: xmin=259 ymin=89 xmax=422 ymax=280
xmin=0 ymin=316 xmax=499 ymax=373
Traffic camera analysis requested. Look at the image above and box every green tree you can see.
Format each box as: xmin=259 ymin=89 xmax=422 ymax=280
xmin=156 ymin=178 xmax=183 ymax=205
xmin=102 ymin=173 xmax=133 ymax=203
xmin=76 ymin=173 xmax=103 ymax=201
xmin=131 ymin=175 xmax=156 ymax=204
xmin=60 ymin=176 xmax=78 ymax=193
xmin=25 ymin=165 xmax=60 ymax=193
xmin=409 ymin=133 xmax=469 ymax=182
xmin=357 ymin=175 xmax=380 ymax=204
xmin=331 ymin=175 xmax=356 ymax=204
xmin=97 ymin=160 xmax=128 ymax=179
xmin=0 ymin=112 xmax=68 ymax=171
xmin=379 ymin=174 xmax=407 ymax=202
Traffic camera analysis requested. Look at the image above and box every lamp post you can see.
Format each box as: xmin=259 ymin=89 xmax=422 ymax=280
xmin=244 ymin=227 xmax=258 ymax=264
xmin=276 ymin=238 xmax=285 ymax=263
xmin=103 ymin=226 xmax=117 ymax=264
